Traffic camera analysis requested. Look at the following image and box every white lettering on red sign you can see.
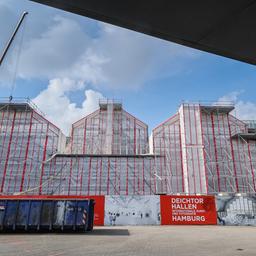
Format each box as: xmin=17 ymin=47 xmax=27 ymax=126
xmin=171 ymin=197 xmax=206 ymax=223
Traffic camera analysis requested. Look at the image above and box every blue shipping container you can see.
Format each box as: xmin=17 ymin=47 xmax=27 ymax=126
xmin=0 ymin=199 xmax=94 ymax=232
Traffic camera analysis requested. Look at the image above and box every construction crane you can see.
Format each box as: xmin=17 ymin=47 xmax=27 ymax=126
xmin=0 ymin=11 xmax=28 ymax=101
xmin=0 ymin=11 xmax=28 ymax=67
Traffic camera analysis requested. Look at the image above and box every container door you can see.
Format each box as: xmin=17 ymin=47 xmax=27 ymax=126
xmin=0 ymin=201 xmax=7 ymax=229
xmin=16 ymin=200 xmax=30 ymax=229
xmin=4 ymin=201 xmax=18 ymax=229
xmin=64 ymin=201 xmax=76 ymax=228
xmin=28 ymin=201 xmax=41 ymax=227
xmin=53 ymin=201 xmax=65 ymax=228
xmin=41 ymin=201 xmax=53 ymax=229
xmin=87 ymin=200 xmax=95 ymax=231
xmin=76 ymin=201 xmax=88 ymax=228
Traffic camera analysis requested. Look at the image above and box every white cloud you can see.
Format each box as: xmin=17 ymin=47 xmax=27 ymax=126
xmin=33 ymin=78 xmax=104 ymax=135
xmin=0 ymin=1 xmax=201 ymax=133
xmin=19 ymin=16 xmax=92 ymax=79
xmin=235 ymin=101 xmax=256 ymax=120
xmin=218 ymin=91 xmax=256 ymax=120
xmin=218 ymin=91 xmax=242 ymax=103
xmin=0 ymin=2 xmax=200 ymax=90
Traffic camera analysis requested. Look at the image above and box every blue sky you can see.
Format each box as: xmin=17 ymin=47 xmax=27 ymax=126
xmin=0 ymin=0 xmax=256 ymax=134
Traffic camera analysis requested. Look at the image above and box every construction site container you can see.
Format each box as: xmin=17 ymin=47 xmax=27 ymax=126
xmin=0 ymin=198 xmax=94 ymax=232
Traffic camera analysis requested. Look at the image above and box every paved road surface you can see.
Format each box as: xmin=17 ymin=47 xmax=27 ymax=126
xmin=0 ymin=226 xmax=255 ymax=256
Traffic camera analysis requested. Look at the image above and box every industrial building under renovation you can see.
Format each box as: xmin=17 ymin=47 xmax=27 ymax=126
xmin=0 ymin=98 xmax=256 ymax=196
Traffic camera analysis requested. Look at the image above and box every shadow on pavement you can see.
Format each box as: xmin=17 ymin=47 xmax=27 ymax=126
xmin=0 ymin=228 xmax=130 ymax=236
xmin=90 ymin=228 xmax=130 ymax=236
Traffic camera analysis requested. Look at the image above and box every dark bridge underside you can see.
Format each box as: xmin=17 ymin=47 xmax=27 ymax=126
xmin=31 ymin=0 xmax=256 ymax=65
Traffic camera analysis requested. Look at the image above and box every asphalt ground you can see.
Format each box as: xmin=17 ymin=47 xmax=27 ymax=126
xmin=0 ymin=225 xmax=255 ymax=256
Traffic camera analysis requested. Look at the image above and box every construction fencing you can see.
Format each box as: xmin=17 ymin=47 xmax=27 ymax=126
xmin=0 ymin=193 xmax=255 ymax=226
xmin=57 ymin=194 xmax=256 ymax=226
xmin=105 ymin=194 xmax=256 ymax=226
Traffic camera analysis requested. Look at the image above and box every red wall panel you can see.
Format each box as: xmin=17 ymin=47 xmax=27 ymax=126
xmin=85 ymin=195 xmax=105 ymax=226
xmin=160 ymin=195 xmax=217 ymax=225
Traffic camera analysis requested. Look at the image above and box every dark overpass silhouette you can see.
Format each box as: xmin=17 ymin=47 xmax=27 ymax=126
xmin=31 ymin=0 xmax=256 ymax=65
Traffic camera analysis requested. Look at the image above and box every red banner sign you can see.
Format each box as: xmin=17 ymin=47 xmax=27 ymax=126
xmin=160 ymin=195 xmax=217 ymax=225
